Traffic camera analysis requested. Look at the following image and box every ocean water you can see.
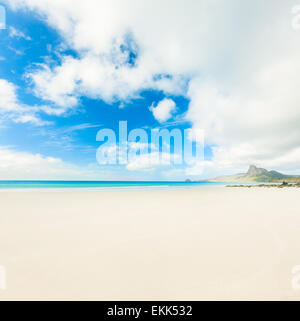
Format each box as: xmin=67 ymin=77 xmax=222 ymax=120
xmin=0 ymin=180 xmax=227 ymax=192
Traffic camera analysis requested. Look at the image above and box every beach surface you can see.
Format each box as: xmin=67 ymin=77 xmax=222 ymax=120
xmin=0 ymin=187 xmax=300 ymax=301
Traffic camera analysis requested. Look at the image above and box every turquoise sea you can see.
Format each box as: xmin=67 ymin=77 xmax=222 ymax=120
xmin=0 ymin=180 xmax=228 ymax=191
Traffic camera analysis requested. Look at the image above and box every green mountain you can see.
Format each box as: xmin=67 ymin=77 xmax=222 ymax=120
xmin=209 ymin=165 xmax=300 ymax=183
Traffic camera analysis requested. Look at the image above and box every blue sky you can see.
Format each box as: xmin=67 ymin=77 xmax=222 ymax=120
xmin=0 ymin=3 xmax=205 ymax=180
xmin=0 ymin=0 xmax=300 ymax=179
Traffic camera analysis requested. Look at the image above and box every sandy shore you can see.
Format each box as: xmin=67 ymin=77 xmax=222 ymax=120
xmin=0 ymin=187 xmax=300 ymax=301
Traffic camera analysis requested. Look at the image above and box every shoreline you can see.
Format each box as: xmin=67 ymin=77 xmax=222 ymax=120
xmin=0 ymin=185 xmax=226 ymax=193
xmin=227 ymin=182 xmax=300 ymax=188
xmin=0 ymin=181 xmax=225 ymax=193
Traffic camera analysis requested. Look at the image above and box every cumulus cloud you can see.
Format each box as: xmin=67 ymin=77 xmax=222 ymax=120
xmin=186 ymin=51 xmax=300 ymax=174
xmin=4 ymin=0 xmax=300 ymax=175
xmin=150 ymin=98 xmax=176 ymax=123
xmin=0 ymin=79 xmax=51 ymax=125
xmin=5 ymin=0 xmax=195 ymax=108
xmin=27 ymin=53 xmax=185 ymax=108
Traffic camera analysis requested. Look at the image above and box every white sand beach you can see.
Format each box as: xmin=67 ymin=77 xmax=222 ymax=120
xmin=0 ymin=187 xmax=300 ymax=301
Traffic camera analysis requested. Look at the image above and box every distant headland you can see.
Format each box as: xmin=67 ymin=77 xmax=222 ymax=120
xmin=208 ymin=165 xmax=300 ymax=183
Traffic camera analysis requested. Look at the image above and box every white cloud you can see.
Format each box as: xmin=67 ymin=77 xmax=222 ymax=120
xmin=0 ymin=79 xmax=20 ymax=112
xmin=149 ymin=98 xmax=176 ymax=123
xmin=0 ymin=146 xmax=114 ymax=180
xmin=0 ymin=145 xmax=189 ymax=180
xmin=9 ymin=26 xmax=31 ymax=40
xmin=186 ymin=51 xmax=300 ymax=174
xmin=0 ymin=79 xmax=77 ymax=126
xmin=5 ymin=0 xmax=193 ymax=108
xmin=185 ymin=145 xmax=300 ymax=179
xmin=14 ymin=115 xmax=51 ymax=126
xmin=128 ymin=142 xmax=154 ymax=151
xmin=4 ymin=0 xmax=300 ymax=175
xmin=96 ymin=141 xmax=180 ymax=171
xmin=27 ymin=54 xmax=185 ymax=108
xmin=0 ymin=79 xmax=51 ymax=125
xmin=126 ymin=151 xmax=180 ymax=171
